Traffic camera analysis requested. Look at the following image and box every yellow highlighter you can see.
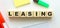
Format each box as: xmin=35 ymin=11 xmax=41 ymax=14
xmin=14 ymin=0 xmax=30 ymax=7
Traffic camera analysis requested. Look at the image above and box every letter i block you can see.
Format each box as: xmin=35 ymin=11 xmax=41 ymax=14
xmin=40 ymin=11 xmax=47 ymax=17
xmin=8 ymin=11 xmax=14 ymax=17
xmin=26 ymin=11 xmax=34 ymax=17
xmin=20 ymin=11 xmax=27 ymax=17
xmin=14 ymin=11 xmax=20 ymax=17
xmin=34 ymin=11 xmax=40 ymax=17
xmin=46 ymin=11 xmax=53 ymax=17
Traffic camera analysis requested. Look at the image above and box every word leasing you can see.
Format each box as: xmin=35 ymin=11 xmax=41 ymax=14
xmin=8 ymin=11 xmax=53 ymax=17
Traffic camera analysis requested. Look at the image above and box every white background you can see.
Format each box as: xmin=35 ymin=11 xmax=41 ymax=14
xmin=0 ymin=0 xmax=60 ymax=28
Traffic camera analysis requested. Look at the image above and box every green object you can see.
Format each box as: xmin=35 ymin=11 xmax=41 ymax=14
xmin=37 ymin=0 xmax=49 ymax=8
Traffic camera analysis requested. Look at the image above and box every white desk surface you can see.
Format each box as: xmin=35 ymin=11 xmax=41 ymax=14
xmin=0 ymin=0 xmax=60 ymax=28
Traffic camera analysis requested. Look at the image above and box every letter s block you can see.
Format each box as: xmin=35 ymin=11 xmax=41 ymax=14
xmin=26 ymin=11 xmax=34 ymax=17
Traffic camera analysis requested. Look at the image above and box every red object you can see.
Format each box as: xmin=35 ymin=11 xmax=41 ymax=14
xmin=0 ymin=12 xmax=5 ymax=28
xmin=0 ymin=23 xmax=4 ymax=28
xmin=0 ymin=12 xmax=5 ymax=24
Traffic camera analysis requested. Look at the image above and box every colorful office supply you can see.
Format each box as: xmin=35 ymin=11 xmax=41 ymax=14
xmin=14 ymin=0 xmax=30 ymax=7
xmin=33 ymin=0 xmax=49 ymax=8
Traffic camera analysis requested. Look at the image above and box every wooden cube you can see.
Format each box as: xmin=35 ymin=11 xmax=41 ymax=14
xmin=40 ymin=11 xmax=47 ymax=17
xmin=26 ymin=11 xmax=34 ymax=17
xmin=34 ymin=11 xmax=40 ymax=17
xmin=8 ymin=11 xmax=14 ymax=17
xmin=46 ymin=11 xmax=53 ymax=17
xmin=14 ymin=11 xmax=20 ymax=17
xmin=20 ymin=11 xmax=27 ymax=17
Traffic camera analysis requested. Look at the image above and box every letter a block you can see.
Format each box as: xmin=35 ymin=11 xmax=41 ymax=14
xmin=20 ymin=11 xmax=27 ymax=17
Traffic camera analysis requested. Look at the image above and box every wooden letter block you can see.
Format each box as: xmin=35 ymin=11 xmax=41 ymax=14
xmin=26 ymin=11 xmax=34 ymax=17
xmin=34 ymin=11 xmax=40 ymax=17
xmin=14 ymin=11 xmax=20 ymax=17
xmin=20 ymin=11 xmax=27 ymax=17
xmin=8 ymin=11 xmax=14 ymax=17
xmin=40 ymin=11 xmax=47 ymax=17
xmin=46 ymin=11 xmax=53 ymax=17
